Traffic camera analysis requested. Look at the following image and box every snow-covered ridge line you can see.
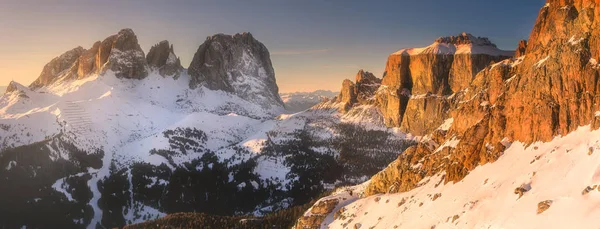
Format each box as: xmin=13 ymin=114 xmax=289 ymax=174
xmin=392 ymin=33 xmax=514 ymax=57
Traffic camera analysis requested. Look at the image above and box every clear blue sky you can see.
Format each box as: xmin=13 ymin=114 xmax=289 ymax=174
xmin=0 ymin=0 xmax=545 ymax=92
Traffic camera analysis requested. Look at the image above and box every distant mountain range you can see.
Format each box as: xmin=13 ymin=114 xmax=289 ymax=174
xmin=280 ymin=90 xmax=338 ymax=113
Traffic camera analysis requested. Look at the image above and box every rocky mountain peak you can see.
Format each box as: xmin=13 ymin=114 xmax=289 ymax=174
xmin=29 ymin=46 xmax=85 ymax=89
xmin=354 ymin=70 xmax=381 ymax=103
xmin=434 ymin=32 xmax=496 ymax=47
xmin=336 ymin=79 xmax=357 ymax=112
xmin=6 ymin=81 xmax=26 ymax=94
xmin=333 ymin=70 xmax=382 ymax=112
xmin=355 ymin=69 xmax=379 ymax=84
xmin=147 ymin=40 xmax=183 ymax=78
xmin=28 ymin=28 xmax=149 ymax=89
xmin=188 ymin=32 xmax=283 ymax=109
xmin=97 ymin=28 xmax=148 ymax=79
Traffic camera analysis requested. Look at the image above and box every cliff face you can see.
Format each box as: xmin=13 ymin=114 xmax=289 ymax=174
xmin=29 ymin=29 xmax=149 ymax=89
xmin=515 ymin=40 xmax=528 ymax=57
xmin=377 ymin=33 xmax=513 ymax=135
xmin=188 ymin=33 xmax=283 ymax=108
xmin=146 ymin=40 xmax=183 ymax=78
xmin=77 ymin=28 xmax=148 ymax=80
xmin=29 ymin=47 xmax=85 ymax=89
xmin=365 ymin=0 xmax=600 ymax=196
xmin=333 ymin=70 xmax=382 ymax=113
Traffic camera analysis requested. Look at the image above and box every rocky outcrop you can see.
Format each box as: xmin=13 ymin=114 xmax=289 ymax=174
xmin=377 ymin=33 xmax=513 ymax=135
xmin=377 ymin=33 xmax=513 ymax=134
xmin=336 ymin=79 xmax=357 ymax=112
xmin=96 ymin=28 xmax=148 ymax=79
xmin=188 ymin=33 xmax=283 ymax=108
xmin=333 ymin=69 xmax=382 ymax=112
xmin=365 ymin=0 xmax=600 ymax=196
xmin=5 ymin=81 xmax=26 ymax=94
xmin=75 ymin=28 xmax=148 ymax=80
xmin=537 ymin=200 xmax=553 ymax=214
xmin=29 ymin=47 xmax=85 ymax=89
xmin=355 ymin=70 xmax=381 ymax=103
xmin=29 ymin=29 xmax=149 ymax=89
xmin=515 ymin=40 xmax=528 ymax=57
xmin=146 ymin=40 xmax=183 ymax=78
xmin=400 ymin=94 xmax=455 ymax=136
xmin=295 ymin=199 xmax=340 ymax=229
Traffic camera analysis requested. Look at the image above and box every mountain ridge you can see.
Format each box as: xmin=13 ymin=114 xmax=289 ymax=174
xmin=0 ymin=28 xmax=414 ymax=229
xmin=295 ymin=1 xmax=600 ymax=228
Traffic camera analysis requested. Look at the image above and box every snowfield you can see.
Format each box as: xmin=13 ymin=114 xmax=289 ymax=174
xmin=0 ymin=70 xmax=288 ymax=226
xmin=0 ymin=69 xmax=411 ymax=228
xmin=306 ymin=125 xmax=600 ymax=229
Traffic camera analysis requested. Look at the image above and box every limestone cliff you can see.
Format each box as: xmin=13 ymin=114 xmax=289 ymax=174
xmin=334 ymin=70 xmax=382 ymax=112
xmin=29 ymin=29 xmax=149 ymax=89
xmin=376 ymin=33 xmax=513 ymax=135
xmin=188 ymin=33 xmax=283 ymax=109
xmin=29 ymin=47 xmax=85 ymax=89
xmin=366 ymin=0 xmax=600 ymax=196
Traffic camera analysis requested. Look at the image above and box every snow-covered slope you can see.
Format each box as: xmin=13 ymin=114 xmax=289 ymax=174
xmin=300 ymin=125 xmax=600 ymax=229
xmin=0 ymin=69 xmax=287 ymax=225
xmin=0 ymin=60 xmax=412 ymax=229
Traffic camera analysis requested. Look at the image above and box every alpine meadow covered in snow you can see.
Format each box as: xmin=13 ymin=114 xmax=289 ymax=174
xmin=3 ymin=0 xmax=600 ymax=229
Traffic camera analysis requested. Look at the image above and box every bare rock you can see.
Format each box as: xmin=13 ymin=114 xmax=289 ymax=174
xmin=29 ymin=46 xmax=85 ymax=89
xmin=337 ymin=79 xmax=357 ymax=112
xmin=29 ymin=28 xmax=149 ymax=89
xmin=515 ymin=40 xmax=528 ymax=57
xmin=147 ymin=40 xmax=183 ymax=78
xmin=188 ymin=33 xmax=283 ymax=109
xmin=400 ymin=94 xmax=453 ymax=136
xmin=537 ymin=200 xmax=553 ymax=214
xmin=310 ymin=199 xmax=339 ymax=215
xmin=294 ymin=198 xmax=340 ymax=229
xmin=376 ymin=33 xmax=512 ymax=134
xmin=355 ymin=70 xmax=382 ymax=104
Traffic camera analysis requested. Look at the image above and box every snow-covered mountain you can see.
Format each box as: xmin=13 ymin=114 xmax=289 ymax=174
xmin=294 ymin=1 xmax=600 ymax=228
xmin=280 ymin=90 xmax=337 ymax=113
xmin=0 ymin=29 xmax=413 ymax=229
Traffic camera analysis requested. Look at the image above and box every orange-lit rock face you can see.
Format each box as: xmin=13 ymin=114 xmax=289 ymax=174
xmin=501 ymin=0 xmax=600 ymax=143
xmin=354 ymin=70 xmax=381 ymax=104
xmin=336 ymin=79 xmax=357 ymax=112
xmin=515 ymin=40 xmax=528 ymax=57
xmin=29 ymin=47 xmax=85 ymax=89
xmin=29 ymin=29 xmax=149 ymax=89
xmin=78 ymin=29 xmax=148 ymax=80
xmin=333 ymin=69 xmax=382 ymax=112
xmin=376 ymin=33 xmax=512 ymax=134
xmin=366 ymin=1 xmax=600 ymax=196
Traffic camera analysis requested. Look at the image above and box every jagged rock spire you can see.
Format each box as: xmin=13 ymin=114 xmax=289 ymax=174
xmin=515 ymin=40 xmax=528 ymax=57
xmin=147 ymin=40 xmax=183 ymax=78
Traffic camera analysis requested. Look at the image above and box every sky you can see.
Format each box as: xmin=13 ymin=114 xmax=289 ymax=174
xmin=0 ymin=0 xmax=545 ymax=93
